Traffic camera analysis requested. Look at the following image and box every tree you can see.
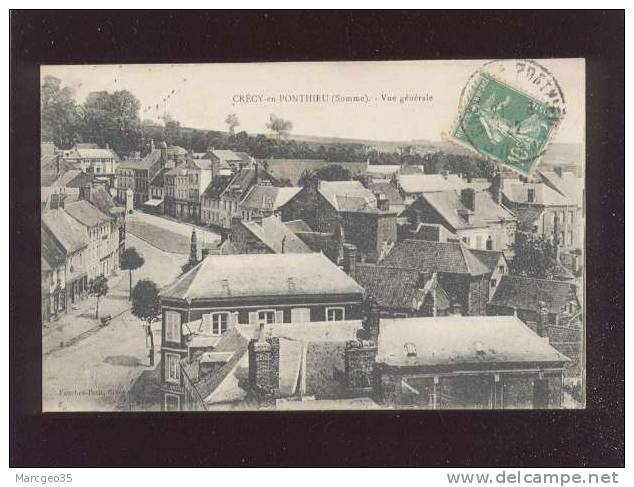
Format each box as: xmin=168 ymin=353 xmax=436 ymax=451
xmin=80 ymin=89 xmax=142 ymax=154
xmin=510 ymin=229 xmax=560 ymax=279
xmin=164 ymin=119 xmax=182 ymax=146
xmin=314 ymin=164 xmax=352 ymax=181
xmin=89 ymin=275 xmax=109 ymax=319
xmin=225 ymin=113 xmax=240 ymax=135
xmin=131 ymin=280 xmax=161 ymax=367
xmin=40 ymin=75 xmax=81 ymax=149
xmin=120 ymin=247 xmax=145 ymax=300
xmin=266 ymin=113 xmax=293 ymax=139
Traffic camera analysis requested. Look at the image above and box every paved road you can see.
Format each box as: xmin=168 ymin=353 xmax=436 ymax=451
xmin=42 ymin=228 xmax=188 ymax=411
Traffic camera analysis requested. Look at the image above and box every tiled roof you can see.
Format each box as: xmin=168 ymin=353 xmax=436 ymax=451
xmin=209 ymin=149 xmax=244 ymax=162
xmin=377 ymin=315 xmax=569 ymax=367
xmin=354 ymin=264 xmax=425 ymax=310
xmin=241 ymin=185 xmax=301 ymax=211
xmin=64 ymin=200 xmax=112 ymax=227
xmin=381 ymin=239 xmax=490 ymax=276
xmin=222 ymin=168 xmax=257 ymax=199
xmin=242 ymin=216 xmax=312 ymax=254
xmin=160 ymin=253 xmax=364 ymax=302
xmin=261 ymin=159 xmax=368 ymax=186
xmin=367 ymin=164 xmax=400 ymax=175
xmin=489 ymin=275 xmax=579 ymax=314
xmin=42 ymin=209 xmax=88 ymax=253
xmin=398 ymin=174 xmax=466 ymax=194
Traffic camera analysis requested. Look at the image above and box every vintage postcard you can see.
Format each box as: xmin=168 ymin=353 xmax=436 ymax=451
xmin=40 ymin=59 xmax=585 ymax=412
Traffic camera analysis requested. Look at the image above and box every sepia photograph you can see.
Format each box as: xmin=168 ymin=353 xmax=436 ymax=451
xmin=39 ymin=59 xmax=586 ymax=412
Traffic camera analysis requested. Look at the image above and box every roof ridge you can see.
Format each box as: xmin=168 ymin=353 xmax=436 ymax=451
xmin=501 ymin=274 xmax=574 ymax=285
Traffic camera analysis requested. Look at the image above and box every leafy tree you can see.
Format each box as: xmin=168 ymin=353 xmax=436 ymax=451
xmin=120 ymin=247 xmax=145 ymax=299
xmin=164 ymin=120 xmax=182 ymax=146
xmin=89 ymin=275 xmax=109 ymax=319
xmin=225 ymin=113 xmax=240 ymax=135
xmin=314 ymin=164 xmax=352 ymax=182
xmin=266 ymin=113 xmax=293 ymax=139
xmin=131 ymin=280 xmax=161 ymax=366
xmin=510 ymin=229 xmax=560 ymax=280
xmin=80 ymin=89 xmax=142 ymax=154
xmin=40 ymin=75 xmax=81 ymax=149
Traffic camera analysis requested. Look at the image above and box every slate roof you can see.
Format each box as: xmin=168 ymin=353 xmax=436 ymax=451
xmin=160 ymin=253 xmax=364 ymax=302
xmin=181 ymin=327 xmax=250 ymax=405
xmin=209 ymin=149 xmax=244 ymax=162
xmin=318 ymin=181 xmax=378 ymax=212
xmin=284 ymin=219 xmax=313 ymax=233
xmin=411 ymin=190 xmax=516 ymax=232
xmin=64 ymin=200 xmax=112 ymax=227
xmin=221 ymin=168 xmax=257 ymax=199
xmin=42 ymin=209 xmax=88 ymax=254
xmin=381 ymin=239 xmax=490 ymax=276
xmin=398 ymin=174 xmax=466 ymax=194
xmin=41 ymin=227 xmax=66 ymax=268
xmin=202 ymin=175 xmax=233 ymax=199
xmin=367 ymin=181 xmax=405 ymax=207
xmin=468 ymin=249 xmax=506 ymax=274
xmin=262 ymin=159 xmax=368 ymax=186
xmin=503 ymin=181 xmax=571 ymax=206
xmin=377 ymin=315 xmax=569 ymax=368
xmin=75 ymin=148 xmax=117 ymax=159
xmin=489 ymin=275 xmax=579 ymax=314
xmin=241 ymin=185 xmax=302 ymax=211
xmin=85 ymin=186 xmax=116 ymax=215
xmin=150 ymin=167 xmax=170 ymax=187
xmin=242 ymin=216 xmax=312 ymax=254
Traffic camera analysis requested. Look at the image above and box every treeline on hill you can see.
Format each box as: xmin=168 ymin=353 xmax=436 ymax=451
xmin=41 ymin=75 xmax=494 ymax=180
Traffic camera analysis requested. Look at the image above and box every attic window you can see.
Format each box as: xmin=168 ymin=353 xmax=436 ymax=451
xmin=404 ymin=342 xmax=417 ymax=357
xmin=221 ymin=279 xmax=231 ymax=295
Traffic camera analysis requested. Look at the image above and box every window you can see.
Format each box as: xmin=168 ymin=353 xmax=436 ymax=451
xmin=258 ymin=310 xmax=276 ymax=325
xmin=569 ymin=211 xmax=574 ymax=224
xmin=326 ymin=307 xmax=345 ymax=322
xmin=211 ymin=312 xmax=229 ymax=335
xmin=527 ymin=188 xmax=535 ymax=203
xmin=498 ymin=265 xmax=505 ymax=274
xmin=566 ymin=301 xmax=576 ymax=314
xmin=165 ymin=311 xmax=181 ymax=342
xmin=164 ymin=393 xmax=180 ymax=411
xmin=567 ymin=230 xmax=573 ymax=246
xmin=462 ymin=236 xmax=470 ymax=245
xmin=490 ymin=279 xmax=497 ymax=288
xmin=476 ymin=235 xmax=483 ymax=249
xmin=165 ymin=353 xmax=180 ymax=383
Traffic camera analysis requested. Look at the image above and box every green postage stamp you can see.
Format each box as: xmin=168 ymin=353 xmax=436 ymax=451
xmin=452 ymin=72 xmax=562 ymax=175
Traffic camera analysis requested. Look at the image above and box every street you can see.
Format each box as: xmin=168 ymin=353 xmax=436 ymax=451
xmin=42 ymin=212 xmax=216 ymax=411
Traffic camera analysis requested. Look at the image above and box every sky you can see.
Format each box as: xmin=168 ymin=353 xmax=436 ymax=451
xmin=42 ymin=59 xmax=584 ymax=144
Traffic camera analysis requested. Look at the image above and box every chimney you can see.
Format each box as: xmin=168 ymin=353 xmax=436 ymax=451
xmin=537 ymin=301 xmax=549 ymax=338
xmin=375 ymin=193 xmax=390 ymax=211
xmin=79 ymin=184 xmax=92 ymax=203
xmin=344 ymin=339 xmax=377 ymax=395
xmin=189 ymin=228 xmax=198 ymax=265
xmin=342 ymin=243 xmax=357 ymax=276
xmin=160 ymin=141 xmax=168 ymax=164
xmin=248 ymin=334 xmax=280 ymax=400
xmin=491 ymin=169 xmax=502 ymax=204
xmin=461 ymin=188 xmax=476 ymax=212
xmin=55 ymin=154 xmax=61 ymax=175
xmin=150 ymin=139 xmax=155 ymax=152
xmin=362 ymin=295 xmax=381 ymax=341
xmin=201 ymin=247 xmax=210 ymax=260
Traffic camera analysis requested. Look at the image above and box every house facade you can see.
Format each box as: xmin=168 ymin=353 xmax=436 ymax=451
xmin=381 ymin=239 xmax=494 ymax=315
xmin=158 ymin=252 xmax=365 ymax=410
xmin=63 ymin=200 xmax=118 ymax=280
xmin=201 ymin=167 xmax=258 ymax=231
xmin=279 ymin=179 xmax=398 ymax=263
xmin=163 ymin=158 xmax=212 ymax=222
